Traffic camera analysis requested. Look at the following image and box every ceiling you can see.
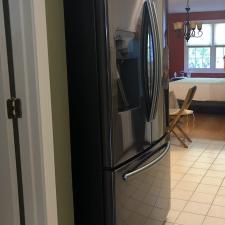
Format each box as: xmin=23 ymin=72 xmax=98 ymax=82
xmin=168 ymin=0 xmax=225 ymax=13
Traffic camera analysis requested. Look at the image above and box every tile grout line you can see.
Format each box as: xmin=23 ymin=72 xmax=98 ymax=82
xmin=170 ymin=141 xmax=210 ymax=224
xmin=202 ymin=141 xmax=225 ymax=224
xmin=170 ymin=140 xmax=225 ymax=225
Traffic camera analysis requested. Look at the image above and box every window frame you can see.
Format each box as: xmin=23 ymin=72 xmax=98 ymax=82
xmin=184 ymin=19 xmax=225 ymax=73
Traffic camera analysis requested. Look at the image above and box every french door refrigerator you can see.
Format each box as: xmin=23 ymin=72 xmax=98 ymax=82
xmin=63 ymin=0 xmax=170 ymax=225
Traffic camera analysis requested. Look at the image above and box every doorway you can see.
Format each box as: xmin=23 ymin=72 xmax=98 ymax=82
xmin=167 ymin=1 xmax=225 ymax=224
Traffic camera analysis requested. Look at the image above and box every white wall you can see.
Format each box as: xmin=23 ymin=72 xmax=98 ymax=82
xmin=44 ymin=0 xmax=74 ymax=225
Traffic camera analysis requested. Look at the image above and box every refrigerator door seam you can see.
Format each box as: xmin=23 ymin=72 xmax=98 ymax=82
xmin=123 ymin=141 xmax=170 ymax=180
xmin=104 ymin=133 xmax=168 ymax=171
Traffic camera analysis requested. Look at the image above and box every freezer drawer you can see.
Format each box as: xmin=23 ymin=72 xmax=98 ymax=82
xmin=104 ymin=142 xmax=170 ymax=225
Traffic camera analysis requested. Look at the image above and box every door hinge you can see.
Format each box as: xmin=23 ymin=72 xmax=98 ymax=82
xmin=7 ymin=97 xmax=22 ymax=119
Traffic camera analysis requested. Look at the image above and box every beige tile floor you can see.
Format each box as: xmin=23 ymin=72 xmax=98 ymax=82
xmin=167 ymin=138 xmax=225 ymax=225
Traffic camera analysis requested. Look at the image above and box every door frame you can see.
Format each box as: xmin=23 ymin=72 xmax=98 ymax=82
xmin=6 ymin=0 xmax=58 ymax=224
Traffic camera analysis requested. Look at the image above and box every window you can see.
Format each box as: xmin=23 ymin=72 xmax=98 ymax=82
xmin=185 ymin=21 xmax=225 ymax=73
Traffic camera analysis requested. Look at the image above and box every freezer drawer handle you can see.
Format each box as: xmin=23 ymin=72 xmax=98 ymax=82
xmin=123 ymin=142 xmax=170 ymax=180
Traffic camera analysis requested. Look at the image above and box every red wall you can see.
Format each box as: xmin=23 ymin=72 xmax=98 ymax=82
xmin=168 ymin=11 xmax=225 ymax=78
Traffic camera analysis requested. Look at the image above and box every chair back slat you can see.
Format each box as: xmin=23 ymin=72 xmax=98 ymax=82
xmin=168 ymin=86 xmax=197 ymax=132
xmin=181 ymin=86 xmax=197 ymax=111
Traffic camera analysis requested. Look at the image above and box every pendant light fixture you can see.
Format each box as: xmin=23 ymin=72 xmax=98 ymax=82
xmin=173 ymin=0 xmax=203 ymax=42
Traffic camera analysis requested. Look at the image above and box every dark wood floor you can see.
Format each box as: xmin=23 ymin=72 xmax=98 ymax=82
xmin=179 ymin=113 xmax=225 ymax=140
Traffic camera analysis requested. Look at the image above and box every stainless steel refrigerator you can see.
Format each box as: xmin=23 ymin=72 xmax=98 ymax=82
xmin=63 ymin=0 xmax=170 ymax=224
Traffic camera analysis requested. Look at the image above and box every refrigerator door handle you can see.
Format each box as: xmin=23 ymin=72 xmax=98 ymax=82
xmin=140 ymin=2 xmax=152 ymax=121
xmin=141 ymin=1 xmax=161 ymax=121
xmin=123 ymin=142 xmax=170 ymax=180
xmin=149 ymin=1 xmax=161 ymax=120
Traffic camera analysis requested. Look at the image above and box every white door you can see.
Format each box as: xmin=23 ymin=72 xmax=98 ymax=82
xmin=0 ymin=0 xmax=58 ymax=224
xmin=0 ymin=0 xmax=21 ymax=224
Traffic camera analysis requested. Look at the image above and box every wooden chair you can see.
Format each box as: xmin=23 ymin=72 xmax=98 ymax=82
xmin=168 ymin=86 xmax=197 ymax=148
